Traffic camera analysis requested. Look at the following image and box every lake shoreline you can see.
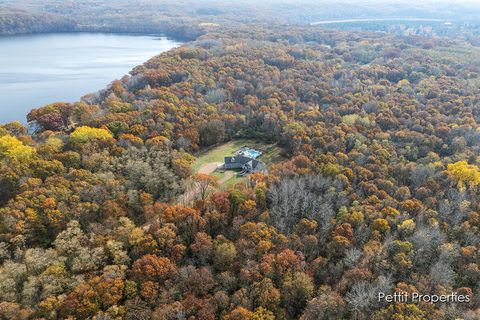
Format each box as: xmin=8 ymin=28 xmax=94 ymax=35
xmin=0 ymin=30 xmax=179 ymax=41
xmin=0 ymin=33 xmax=181 ymax=124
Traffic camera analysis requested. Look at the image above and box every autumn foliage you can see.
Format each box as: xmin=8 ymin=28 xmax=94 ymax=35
xmin=1 ymin=23 xmax=480 ymax=320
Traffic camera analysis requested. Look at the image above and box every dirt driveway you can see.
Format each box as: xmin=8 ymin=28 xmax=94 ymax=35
xmin=198 ymin=162 xmax=221 ymax=174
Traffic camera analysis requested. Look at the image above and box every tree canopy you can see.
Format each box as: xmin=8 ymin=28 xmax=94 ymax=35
xmin=1 ymin=22 xmax=480 ymax=320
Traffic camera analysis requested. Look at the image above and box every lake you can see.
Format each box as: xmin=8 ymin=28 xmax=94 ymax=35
xmin=0 ymin=33 xmax=181 ymax=124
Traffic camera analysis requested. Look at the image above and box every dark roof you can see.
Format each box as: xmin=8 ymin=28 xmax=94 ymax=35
xmin=225 ymin=155 xmax=265 ymax=171
xmin=224 ymin=155 xmax=252 ymax=165
xmin=252 ymin=160 xmax=264 ymax=169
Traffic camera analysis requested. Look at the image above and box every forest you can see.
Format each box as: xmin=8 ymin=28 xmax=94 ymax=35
xmin=2 ymin=2 xmax=480 ymax=319
xmin=2 ymin=0 xmax=480 ymax=43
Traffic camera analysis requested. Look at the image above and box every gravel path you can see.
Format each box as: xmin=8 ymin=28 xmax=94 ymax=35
xmin=198 ymin=162 xmax=221 ymax=174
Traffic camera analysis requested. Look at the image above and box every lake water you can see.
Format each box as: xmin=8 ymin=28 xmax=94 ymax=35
xmin=0 ymin=33 xmax=180 ymax=123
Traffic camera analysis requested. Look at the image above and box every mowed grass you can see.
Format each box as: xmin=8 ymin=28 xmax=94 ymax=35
xmin=192 ymin=139 xmax=284 ymax=188
xmin=211 ymin=170 xmax=245 ymax=190
xmin=192 ymin=139 xmax=283 ymax=172
xmin=222 ymin=175 xmax=247 ymax=189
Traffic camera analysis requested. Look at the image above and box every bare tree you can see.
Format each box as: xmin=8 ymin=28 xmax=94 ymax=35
xmin=409 ymin=223 xmax=446 ymax=270
xmin=268 ymin=175 xmax=348 ymax=238
xmin=346 ymin=275 xmax=392 ymax=316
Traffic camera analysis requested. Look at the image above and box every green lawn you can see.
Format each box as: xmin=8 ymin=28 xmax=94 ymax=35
xmin=192 ymin=139 xmax=283 ymax=172
xmin=192 ymin=139 xmax=284 ymax=188
xmin=211 ymin=170 xmax=247 ymax=190
xmin=222 ymin=175 xmax=248 ymax=189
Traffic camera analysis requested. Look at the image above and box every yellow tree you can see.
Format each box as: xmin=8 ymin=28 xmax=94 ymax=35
xmin=0 ymin=134 xmax=36 ymax=163
xmin=69 ymin=126 xmax=113 ymax=144
xmin=447 ymin=161 xmax=480 ymax=190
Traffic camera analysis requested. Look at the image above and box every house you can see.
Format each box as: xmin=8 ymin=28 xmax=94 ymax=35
xmin=223 ymin=155 xmax=266 ymax=174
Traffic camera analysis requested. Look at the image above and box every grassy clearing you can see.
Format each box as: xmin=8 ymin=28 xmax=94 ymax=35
xmin=222 ymin=174 xmax=248 ymax=189
xmin=192 ymin=139 xmax=284 ymax=188
xmin=210 ymin=170 xmax=244 ymax=189
xmin=192 ymin=139 xmax=283 ymax=172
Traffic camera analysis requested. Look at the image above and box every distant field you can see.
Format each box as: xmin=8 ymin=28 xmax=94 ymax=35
xmin=192 ymin=139 xmax=284 ymax=188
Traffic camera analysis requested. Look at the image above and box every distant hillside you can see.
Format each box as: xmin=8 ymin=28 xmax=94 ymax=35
xmin=1 ymin=0 xmax=480 ymax=42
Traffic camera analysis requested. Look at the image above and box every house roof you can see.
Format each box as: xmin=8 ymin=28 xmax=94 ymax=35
xmin=225 ymin=156 xmax=264 ymax=170
xmin=251 ymin=160 xmax=264 ymax=170
xmin=224 ymin=155 xmax=252 ymax=165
